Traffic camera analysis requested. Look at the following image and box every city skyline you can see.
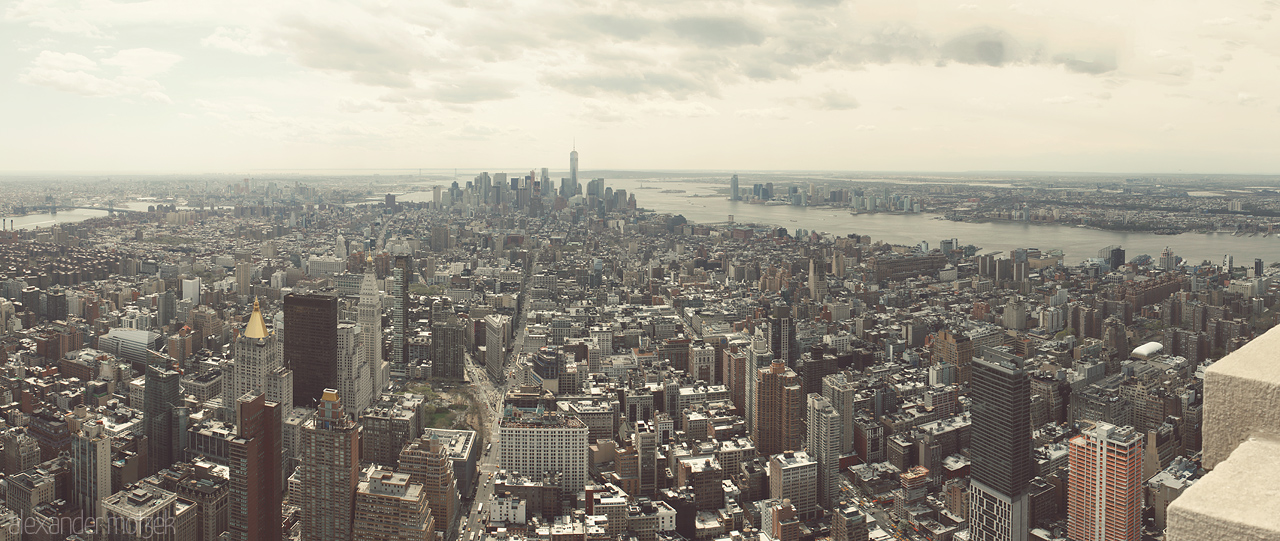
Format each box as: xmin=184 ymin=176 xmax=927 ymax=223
xmin=1 ymin=0 xmax=1278 ymax=538
xmin=0 ymin=166 xmax=1270 ymax=540
xmin=4 ymin=1 xmax=1280 ymax=173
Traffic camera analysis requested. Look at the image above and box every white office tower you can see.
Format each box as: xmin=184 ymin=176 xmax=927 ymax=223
xmin=807 ymin=394 xmax=842 ymax=509
xmin=358 ymin=263 xmax=387 ymax=395
xmin=336 ymin=322 xmax=372 ymax=416
xmin=335 ymin=235 xmax=347 ymax=260
xmin=499 ymin=407 xmax=589 ymax=493
xmin=822 ymin=373 xmax=857 ymax=455
xmin=231 ymin=298 xmax=294 ymax=420
xmin=182 ymin=277 xmax=201 ymax=303
xmin=1159 ymin=247 xmax=1177 ymax=271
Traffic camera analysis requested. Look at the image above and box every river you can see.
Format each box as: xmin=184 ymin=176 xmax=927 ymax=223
xmin=601 ymin=179 xmax=1280 ymax=266
xmin=3 ymin=208 xmax=112 ymax=230
xmin=1 ymin=201 xmax=200 ymax=231
xmin=396 ymin=177 xmax=1280 ymax=265
xmin=9 ymin=176 xmax=1252 ymax=267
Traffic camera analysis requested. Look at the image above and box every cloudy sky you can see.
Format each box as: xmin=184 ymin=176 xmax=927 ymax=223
xmin=3 ymin=0 xmax=1279 ymax=173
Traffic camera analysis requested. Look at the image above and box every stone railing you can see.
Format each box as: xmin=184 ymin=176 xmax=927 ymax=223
xmin=1165 ymin=326 xmax=1280 ymax=540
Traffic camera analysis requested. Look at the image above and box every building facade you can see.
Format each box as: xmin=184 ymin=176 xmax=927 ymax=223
xmin=753 ymin=360 xmax=803 ymax=457
xmin=301 ymin=390 xmax=361 ymax=541
xmin=498 ymin=407 xmax=589 ymax=493
xmin=968 ymin=350 xmax=1032 ymax=541
xmin=1067 ymin=422 xmax=1144 ymax=541
xmin=398 ymin=434 xmax=457 ymax=537
xmin=72 ymin=421 xmax=112 ymax=520
xmin=807 ymin=393 xmax=842 ymax=509
xmin=283 ymin=293 xmax=338 ymax=406
xmin=227 ymin=392 xmax=282 ymax=541
xmin=354 ymin=468 xmax=435 ymax=541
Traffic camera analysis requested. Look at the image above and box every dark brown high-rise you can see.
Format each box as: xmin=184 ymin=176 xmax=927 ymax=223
xmin=284 ymin=292 xmax=338 ymax=406
xmin=227 ymin=392 xmax=282 ymax=541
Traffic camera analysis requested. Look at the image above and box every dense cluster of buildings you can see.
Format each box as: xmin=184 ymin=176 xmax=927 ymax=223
xmin=0 ymin=156 xmax=1275 ymax=541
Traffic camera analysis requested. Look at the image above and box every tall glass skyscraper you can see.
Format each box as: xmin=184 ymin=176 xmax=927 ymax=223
xmin=569 ymin=148 xmax=579 ymax=195
xmin=284 ymin=292 xmax=338 ymax=406
xmin=969 ymin=347 xmax=1032 ymax=541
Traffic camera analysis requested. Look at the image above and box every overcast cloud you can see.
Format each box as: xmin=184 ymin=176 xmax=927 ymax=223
xmin=2 ymin=0 xmax=1278 ymax=173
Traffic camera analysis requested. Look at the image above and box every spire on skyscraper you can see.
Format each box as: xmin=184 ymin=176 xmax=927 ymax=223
xmin=245 ymin=297 xmax=269 ymax=339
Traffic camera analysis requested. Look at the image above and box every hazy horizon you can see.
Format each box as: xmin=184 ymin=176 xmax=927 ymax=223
xmin=4 ymin=168 xmax=1280 ymax=182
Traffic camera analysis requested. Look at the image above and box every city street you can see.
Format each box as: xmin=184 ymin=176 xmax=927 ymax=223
xmin=457 ymin=249 xmax=538 ymax=541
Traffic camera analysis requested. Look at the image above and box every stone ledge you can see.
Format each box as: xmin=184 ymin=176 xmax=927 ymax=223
xmin=1203 ymin=326 xmax=1280 ymax=469
xmin=1166 ymin=437 xmax=1280 ymax=541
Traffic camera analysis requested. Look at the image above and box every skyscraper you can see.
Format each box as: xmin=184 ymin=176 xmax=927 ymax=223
xmin=284 ymin=293 xmax=338 ymax=406
xmin=391 ymin=255 xmax=412 ymax=368
xmin=485 ymin=314 xmax=511 ymax=382
xmin=807 ymin=393 xmax=842 ymax=509
xmin=499 ymin=406 xmax=589 ymax=493
xmin=336 ymin=322 xmax=372 ymax=416
xmin=633 ymin=421 xmax=658 ymax=498
xmin=72 ymin=420 xmax=111 ymax=520
xmin=144 ymin=365 xmax=181 ymax=474
xmin=1098 ymin=245 xmax=1125 ymax=271
xmin=399 ymin=434 xmax=457 ymax=538
xmin=1067 ymin=422 xmax=1143 ymax=541
xmin=158 ymin=289 xmax=175 ymax=329
xmin=232 ymin=298 xmax=293 ymax=419
xmin=301 ymin=389 xmax=361 ymax=541
xmin=822 ymin=372 xmax=856 ymax=456
xmin=358 ymin=260 xmax=386 ymax=396
xmin=769 ymin=312 xmax=796 ymax=363
xmin=1159 ymin=247 xmax=1177 ymax=271
xmin=753 ymin=360 xmax=804 ymax=457
xmin=730 ymin=174 xmax=739 ymax=201
xmin=968 ymin=348 xmax=1032 ymax=541
xmin=743 ymin=335 xmax=773 ymax=440
xmin=809 ymin=253 xmax=827 ymax=301
xmin=430 ymin=311 xmax=465 ymax=380
xmin=587 ymin=177 xmax=604 ymax=198
xmin=235 ymin=261 xmax=253 ymax=298
xmin=227 ymin=391 xmax=282 ymax=541
xmin=931 ymin=329 xmax=975 ymax=384
xmin=569 ymin=147 xmax=579 ymax=196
